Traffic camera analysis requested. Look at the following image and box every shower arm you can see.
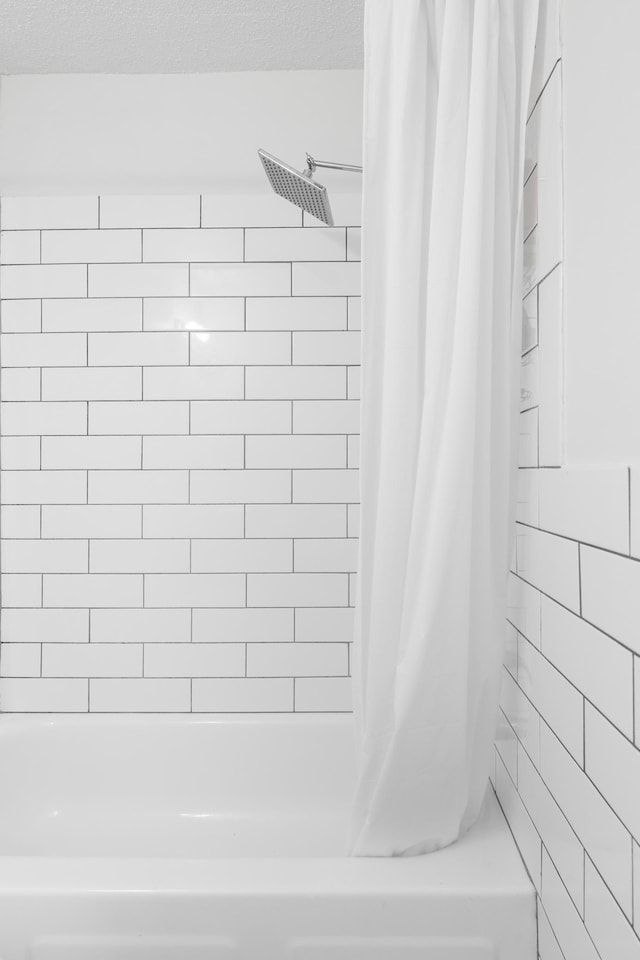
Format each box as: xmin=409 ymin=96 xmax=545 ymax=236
xmin=305 ymin=153 xmax=363 ymax=175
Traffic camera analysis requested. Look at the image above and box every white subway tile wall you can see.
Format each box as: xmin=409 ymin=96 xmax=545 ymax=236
xmin=494 ymin=3 xmax=640 ymax=957
xmin=0 ymin=192 xmax=361 ymax=714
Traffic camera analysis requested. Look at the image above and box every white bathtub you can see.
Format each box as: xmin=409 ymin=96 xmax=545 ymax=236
xmin=0 ymin=714 xmax=535 ymax=959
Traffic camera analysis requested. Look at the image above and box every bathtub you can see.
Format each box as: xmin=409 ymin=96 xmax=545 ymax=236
xmin=0 ymin=714 xmax=535 ymax=959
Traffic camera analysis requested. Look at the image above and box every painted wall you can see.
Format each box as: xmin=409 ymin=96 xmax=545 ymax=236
xmin=494 ymin=2 xmax=640 ymax=958
xmin=0 ymin=71 xmax=363 ymax=195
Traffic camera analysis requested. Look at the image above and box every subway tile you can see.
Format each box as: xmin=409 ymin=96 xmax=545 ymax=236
xmin=43 ymin=574 xmax=143 ymax=608
xmin=192 ymin=608 xmax=294 ymax=644
xmin=1 ymin=434 xmax=40 ymax=468
xmin=541 ymin=596 xmax=633 ymax=737
xmin=0 ymin=230 xmax=40 ymax=264
xmin=1 ymin=505 xmax=41 ymax=538
xmin=1 ymin=574 xmax=42 ymax=607
xmin=295 ymin=677 xmax=352 ymax=712
xmin=293 ymin=399 xmax=359 ymax=434
xmin=495 ymin=707 xmax=518 ymax=782
xmin=520 ymin=347 xmax=539 ymax=411
xmin=523 ymin=169 xmax=538 ymax=240
xmin=303 ymin=193 xmax=362 ymax=228
xmin=1 ymin=299 xmax=41 ymax=332
xmin=88 ymin=263 xmax=188 ymax=298
xmin=246 ymin=436 xmax=347 ymax=470
xmin=142 ymin=228 xmax=243 ymax=262
xmin=1 ymin=539 xmax=88 ymax=573
xmin=348 ymin=366 xmax=360 ymax=400
xmin=347 ymin=227 xmax=361 ymax=261
xmin=522 ymin=288 xmax=538 ymax=354
xmin=190 ymin=400 xmax=291 ymax=435
xmin=90 ymin=608 xmax=191 ymax=644
xmin=292 ymin=262 xmax=360 ymax=296
xmin=1 ymin=608 xmax=89 ymax=644
xmin=190 ymin=470 xmax=291 ymax=505
xmin=88 ymin=470 xmax=188 ymax=504
xmin=245 ymin=504 xmax=346 ymax=538
xmin=538 ymin=265 xmax=563 ymax=466
xmin=507 ymin=573 xmax=541 ymax=647
xmin=516 ymin=466 xmax=539 ymax=526
xmin=144 ymin=643 xmax=244 ymax=678
xmin=143 ymin=297 xmax=244 ymax=332
xmin=143 ymin=367 xmax=243 ymax=400
xmin=518 ymin=636 xmax=583 ymax=764
xmin=634 ymin=843 xmax=640 ymax=936
xmin=500 ymin=667 xmax=540 ymax=767
xmin=245 ymin=366 xmax=346 ymax=400
xmin=1 ymin=332 xmax=86 ymax=366
xmin=99 ymin=196 xmax=200 ymax=228
xmin=89 ymin=400 xmax=189 ymax=435
xmin=347 ymin=297 xmax=361 ymax=330
xmin=539 ymin=467 xmax=629 ymax=553
xmin=201 ymin=193 xmax=301 ymax=228
xmin=295 ymin=607 xmax=354 ymax=643
xmin=347 ymin=435 xmax=360 ymax=468
xmin=190 ymin=331 xmax=290 ymax=366
xmin=541 ymin=721 xmax=633 ymax=918
xmin=245 ymin=227 xmax=346 ymax=262
xmin=629 ymin=469 xmax=640 ymax=559
xmin=529 ymin=0 xmax=561 ymax=110
xmin=581 ymin=546 xmax=640 ymax=655
xmin=518 ymin=407 xmax=539 ymax=467
xmin=42 ymin=367 xmax=141 ymax=402
xmin=2 ymin=470 xmax=87 ymax=504
xmin=245 ymin=296 xmax=346 ymax=331
xmin=247 ymin=642 xmax=348 ymax=677
xmin=144 ymin=574 xmax=245 ymax=608
xmin=516 ymin=525 xmax=580 ymax=612
xmin=42 ymin=643 xmax=142 ymax=678
xmin=0 ymin=264 xmax=87 ymax=299
xmin=541 ymin=851 xmax=601 ymax=960
xmin=494 ymin=755 xmax=542 ymax=891
xmin=0 ymin=678 xmax=88 ymax=712
xmin=293 ymin=331 xmax=360 ymax=365
xmin=247 ymin=572 xmax=348 ymax=608
xmin=293 ymin=470 xmax=360 ymax=503
xmin=142 ymin=504 xmax=243 ymax=538
xmin=0 ymin=644 xmax=42 ymax=677
xmin=190 ymin=262 xmax=291 ymax=297
xmin=192 ymin=677 xmax=294 ymax=712
xmin=191 ymin=539 xmax=292 ymax=573
xmin=503 ymin=622 xmax=519 ymax=678
xmin=88 ymin=331 xmax=188 ymax=366
xmin=142 ymin=435 xmax=243 ymax=470
xmin=1 ymin=368 xmax=40 ymax=401
xmin=294 ymin=538 xmax=358 ymax=572
xmin=348 ymin=505 xmax=359 ymax=538
xmin=585 ymin=704 xmax=640 ymax=842
xmin=41 ymin=229 xmax=141 ymax=263
xmin=42 ymin=505 xmax=141 ymax=539
xmin=90 ymin=539 xmax=190 ymax=573
xmin=42 ymin=298 xmax=142 ymax=332
xmin=584 ymin=858 xmax=639 ymax=960
xmin=518 ymin=745 xmax=584 ymax=912
xmin=1 ymin=197 xmax=98 ymax=230
xmin=90 ymin=678 xmax=190 ymax=712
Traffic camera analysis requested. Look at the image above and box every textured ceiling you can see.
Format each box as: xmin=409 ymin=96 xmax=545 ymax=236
xmin=0 ymin=0 xmax=364 ymax=74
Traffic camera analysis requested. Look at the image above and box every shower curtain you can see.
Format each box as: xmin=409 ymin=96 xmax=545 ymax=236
xmin=350 ymin=0 xmax=539 ymax=856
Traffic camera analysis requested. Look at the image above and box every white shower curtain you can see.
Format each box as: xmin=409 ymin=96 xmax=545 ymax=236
xmin=350 ymin=0 xmax=539 ymax=856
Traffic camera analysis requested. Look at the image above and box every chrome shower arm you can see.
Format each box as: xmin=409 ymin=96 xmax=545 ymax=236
xmin=306 ymin=153 xmax=362 ymax=174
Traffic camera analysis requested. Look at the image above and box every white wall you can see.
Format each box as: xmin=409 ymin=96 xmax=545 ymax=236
xmin=0 ymin=71 xmax=363 ymax=195
xmin=562 ymin=0 xmax=640 ymax=464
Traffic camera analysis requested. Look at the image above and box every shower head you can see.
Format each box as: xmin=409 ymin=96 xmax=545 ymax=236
xmin=258 ymin=148 xmax=334 ymax=226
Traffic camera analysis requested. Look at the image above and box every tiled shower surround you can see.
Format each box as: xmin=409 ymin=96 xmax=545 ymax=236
xmin=494 ymin=3 xmax=640 ymax=958
xmin=0 ymin=192 xmax=361 ymax=714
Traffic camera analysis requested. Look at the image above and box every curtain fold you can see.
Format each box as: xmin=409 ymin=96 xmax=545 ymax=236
xmin=350 ymin=0 xmax=539 ymax=857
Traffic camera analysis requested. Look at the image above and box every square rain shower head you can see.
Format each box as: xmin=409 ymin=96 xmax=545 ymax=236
xmin=258 ymin=149 xmax=334 ymax=226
